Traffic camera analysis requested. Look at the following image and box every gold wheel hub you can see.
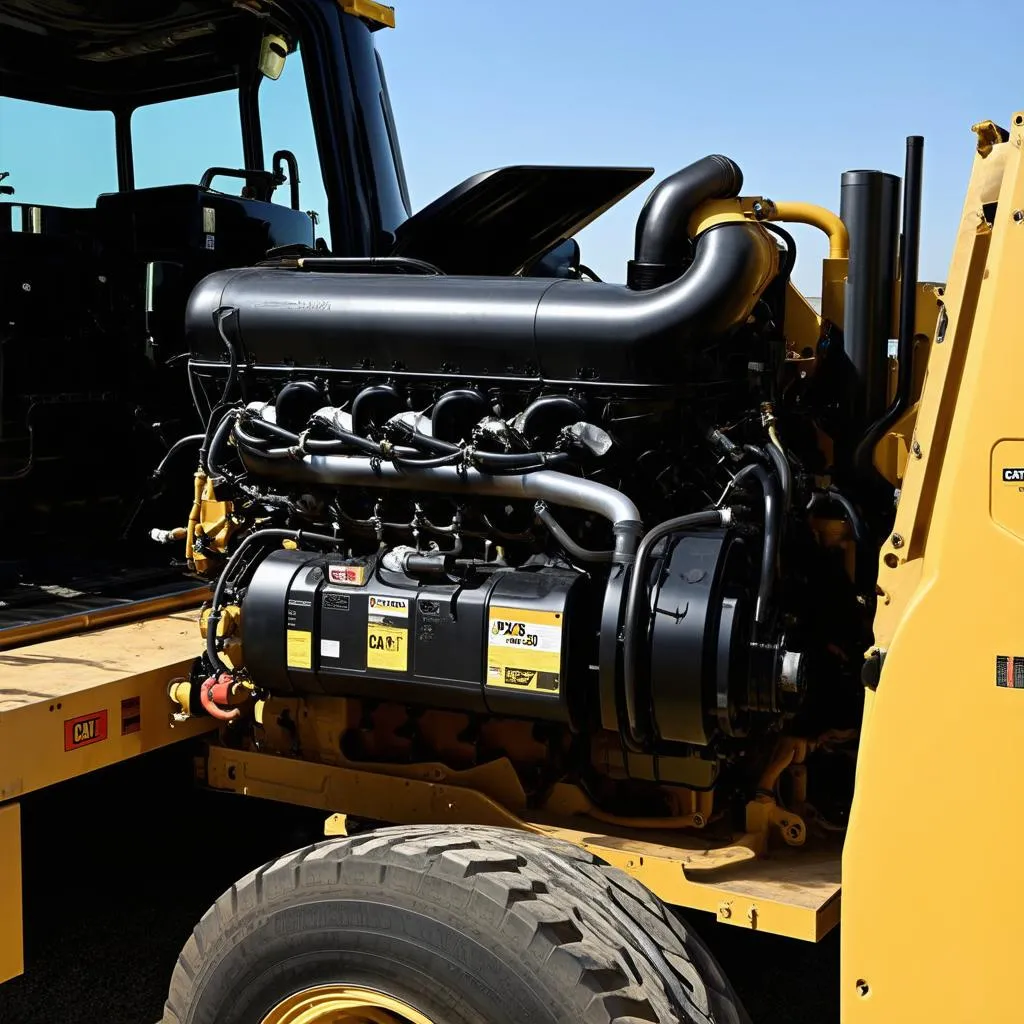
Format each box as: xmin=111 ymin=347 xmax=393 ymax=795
xmin=261 ymin=984 xmax=436 ymax=1024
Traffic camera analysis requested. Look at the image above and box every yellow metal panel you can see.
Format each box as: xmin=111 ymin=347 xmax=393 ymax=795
xmin=990 ymin=440 xmax=1024 ymax=541
xmin=0 ymin=803 xmax=22 ymax=984
xmin=207 ymin=745 xmax=840 ymax=942
xmin=845 ymin=115 xmax=1024 ymax=1022
xmin=0 ymin=613 xmax=215 ymax=800
xmin=337 ymin=0 xmax=395 ymax=28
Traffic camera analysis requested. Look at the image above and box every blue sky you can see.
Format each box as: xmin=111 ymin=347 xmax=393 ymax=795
xmin=2 ymin=0 xmax=1021 ymax=294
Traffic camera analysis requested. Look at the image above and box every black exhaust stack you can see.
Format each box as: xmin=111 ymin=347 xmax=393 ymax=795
xmin=852 ymin=136 xmax=925 ymax=492
xmin=839 ymin=169 xmax=901 ymax=438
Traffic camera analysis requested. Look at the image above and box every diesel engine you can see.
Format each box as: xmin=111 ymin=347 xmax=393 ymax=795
xmin=164 ymin=155 xmax=871 ymax=834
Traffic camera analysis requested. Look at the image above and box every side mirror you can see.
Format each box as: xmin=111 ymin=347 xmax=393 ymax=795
xmin=258 ymin=34 xmax=288 ymax=81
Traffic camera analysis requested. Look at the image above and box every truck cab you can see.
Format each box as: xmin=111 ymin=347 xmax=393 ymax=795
xmin=0 ymin=0 xmax=407 ymax=644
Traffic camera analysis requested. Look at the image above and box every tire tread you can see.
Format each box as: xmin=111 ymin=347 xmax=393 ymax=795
xmin=164 ymin=824 xmax=749 ymax=1024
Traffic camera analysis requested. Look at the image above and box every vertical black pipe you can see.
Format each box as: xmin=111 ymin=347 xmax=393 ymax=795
xmin=840 ymin=170 xmax=901 ymax=435
xmin=895 ymin=137 xmax=924 ymax=412
xmin=852 ymin=136 xmax=925 ymax=496
xmin=878 ymin=171 xmax=902 ymax=367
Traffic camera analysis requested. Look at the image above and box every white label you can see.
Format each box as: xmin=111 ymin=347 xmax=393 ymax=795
xmin=320 ymin=638 xmax=340 ymax=658
xmin=204 ymin=234 xmax=216 ymax=250
xmin=367 ymin=595 xmax=409 ymax=619
xmin=329 ymin=564 xmax=366 ymax=585
xmin=488 ymin=619 xmax=563 ymax=655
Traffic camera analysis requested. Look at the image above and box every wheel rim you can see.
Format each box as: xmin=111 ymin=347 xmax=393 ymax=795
xmin=261 ymin=984 xmax=436 ymax=1024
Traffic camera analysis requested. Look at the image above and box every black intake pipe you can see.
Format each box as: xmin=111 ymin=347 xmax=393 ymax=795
xmin=628 ymin=154 xmax=744 ymax=290
xmin=187 ymin=225 xmax=776 ymax=388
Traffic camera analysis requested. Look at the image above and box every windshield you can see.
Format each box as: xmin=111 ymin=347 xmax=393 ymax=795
xmin=131 ymin=90 xmax=244 ymax=192
xmin=0 ymin=99 xmax=116 ymax=208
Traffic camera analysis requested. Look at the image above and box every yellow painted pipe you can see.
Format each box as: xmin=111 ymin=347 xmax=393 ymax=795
xmin=767 ymin=201 xmax=849 ymax=260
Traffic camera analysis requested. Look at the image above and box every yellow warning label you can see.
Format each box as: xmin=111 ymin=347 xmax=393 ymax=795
xmin=367 ymin=623 xmax=408 ymax=672
xmin=286 ymin=629 xmax=312 ymax=669
xmin=486 ymin=606 xmax=563 ymax=693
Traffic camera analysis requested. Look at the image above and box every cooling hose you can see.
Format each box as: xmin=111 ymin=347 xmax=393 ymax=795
xmin=535 ymin=502 xmax=615 ymax=563
xmin=731 ymin=461 xmax=781 ymax=625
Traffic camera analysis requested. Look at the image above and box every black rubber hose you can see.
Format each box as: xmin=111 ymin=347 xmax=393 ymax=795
xmin=621 ymin=508 xmax=732 ymax=751
xmin=206 ymin=527 xmax=343 ymax=676
xmin=807 ymin=487 xmax=872 ymax=593
xmin=238 ymin=415 xmax=295 ymax=443
xmin=730 ymin=462 xmax=780 ymax=626
xmin=386 ymin=422 xmax=458 ymax=456
xmin=763 ymin=222 xmax=797 ymax=283
xmin=472 ymin=451 xmax=572 ymax=471
xmin=633 ymin=155 xmax=744 ymax=268
xmin=207 ymin=410 xmax=240 ymax=481
xmin=153 ymin=433 xmax=204 ymax=479
xmin=391 ymin=451 xmax=464 ymax=469
xmin=214 ymin=308 xmax=239 ymax=407
xmin=764 ymin=432 xmax=793 ymax=515
xmin=238 ymin=417 xmax=382 ymax=459
xmin=535 ymin=502 xmax=614 ymax=564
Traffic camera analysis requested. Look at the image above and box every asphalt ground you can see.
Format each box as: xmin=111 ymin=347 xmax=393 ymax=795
xmin=0 ymin=743 xmax=838 ymax=1023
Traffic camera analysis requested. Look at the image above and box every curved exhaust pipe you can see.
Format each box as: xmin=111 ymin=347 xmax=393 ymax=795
xmin=628 ymin=154 xmax=745 ymax=290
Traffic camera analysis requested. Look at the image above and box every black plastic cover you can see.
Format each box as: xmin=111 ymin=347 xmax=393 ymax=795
xmin=390 ymin=165 xmax=653 ymax=276
xmin=647 ymin=529 xmax=753 ymax=746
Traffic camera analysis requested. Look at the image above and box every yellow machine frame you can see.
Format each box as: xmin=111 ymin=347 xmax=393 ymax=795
xmin=841 ymin=113 xmax=1024 ymax=1021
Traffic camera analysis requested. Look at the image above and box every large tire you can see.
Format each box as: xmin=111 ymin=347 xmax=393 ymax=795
xmin=163 ymin=824 xmax=750 ymax=1024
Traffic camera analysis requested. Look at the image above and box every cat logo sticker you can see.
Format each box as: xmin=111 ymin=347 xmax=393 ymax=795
xmin=64 ymin=710 xmax=109 ymax=751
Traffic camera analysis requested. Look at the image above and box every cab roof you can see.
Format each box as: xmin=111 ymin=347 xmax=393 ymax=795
xmin=0 ymin=0 xmax=270 ymax=110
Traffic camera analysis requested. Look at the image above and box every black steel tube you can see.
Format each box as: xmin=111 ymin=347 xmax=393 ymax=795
xmin=621 ymin=509 xmax=732 ymax=751
xmin=272 ymin=150 xmax=301 ymax=211
xmin=853 ymin=137 xmax=924 ymax=490
xmin=840 ymin=170 xmax=901 ymax=436
xmin=236 ymin=447 xmax=642 ymax=563
xmin=628 ymin=155 xmax=744 ymax=290
xmin=895 ymin=137 xmax=924 ymax=413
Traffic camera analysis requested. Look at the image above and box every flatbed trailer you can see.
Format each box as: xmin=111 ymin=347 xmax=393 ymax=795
xmin=0 ymin=608 xmax=215 ymax=984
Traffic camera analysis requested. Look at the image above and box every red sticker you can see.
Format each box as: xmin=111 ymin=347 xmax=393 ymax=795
xmin=64 ymin=710 xmax=108 ymax=751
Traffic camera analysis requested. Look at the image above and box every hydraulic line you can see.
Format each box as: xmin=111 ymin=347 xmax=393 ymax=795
xmin=534 ymin=502 xmax=614 ymax=563
xmin=730 ymin=461 xmax=781 ymax=625
xmin=205 ymin=527 xmax=344 ymax=676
